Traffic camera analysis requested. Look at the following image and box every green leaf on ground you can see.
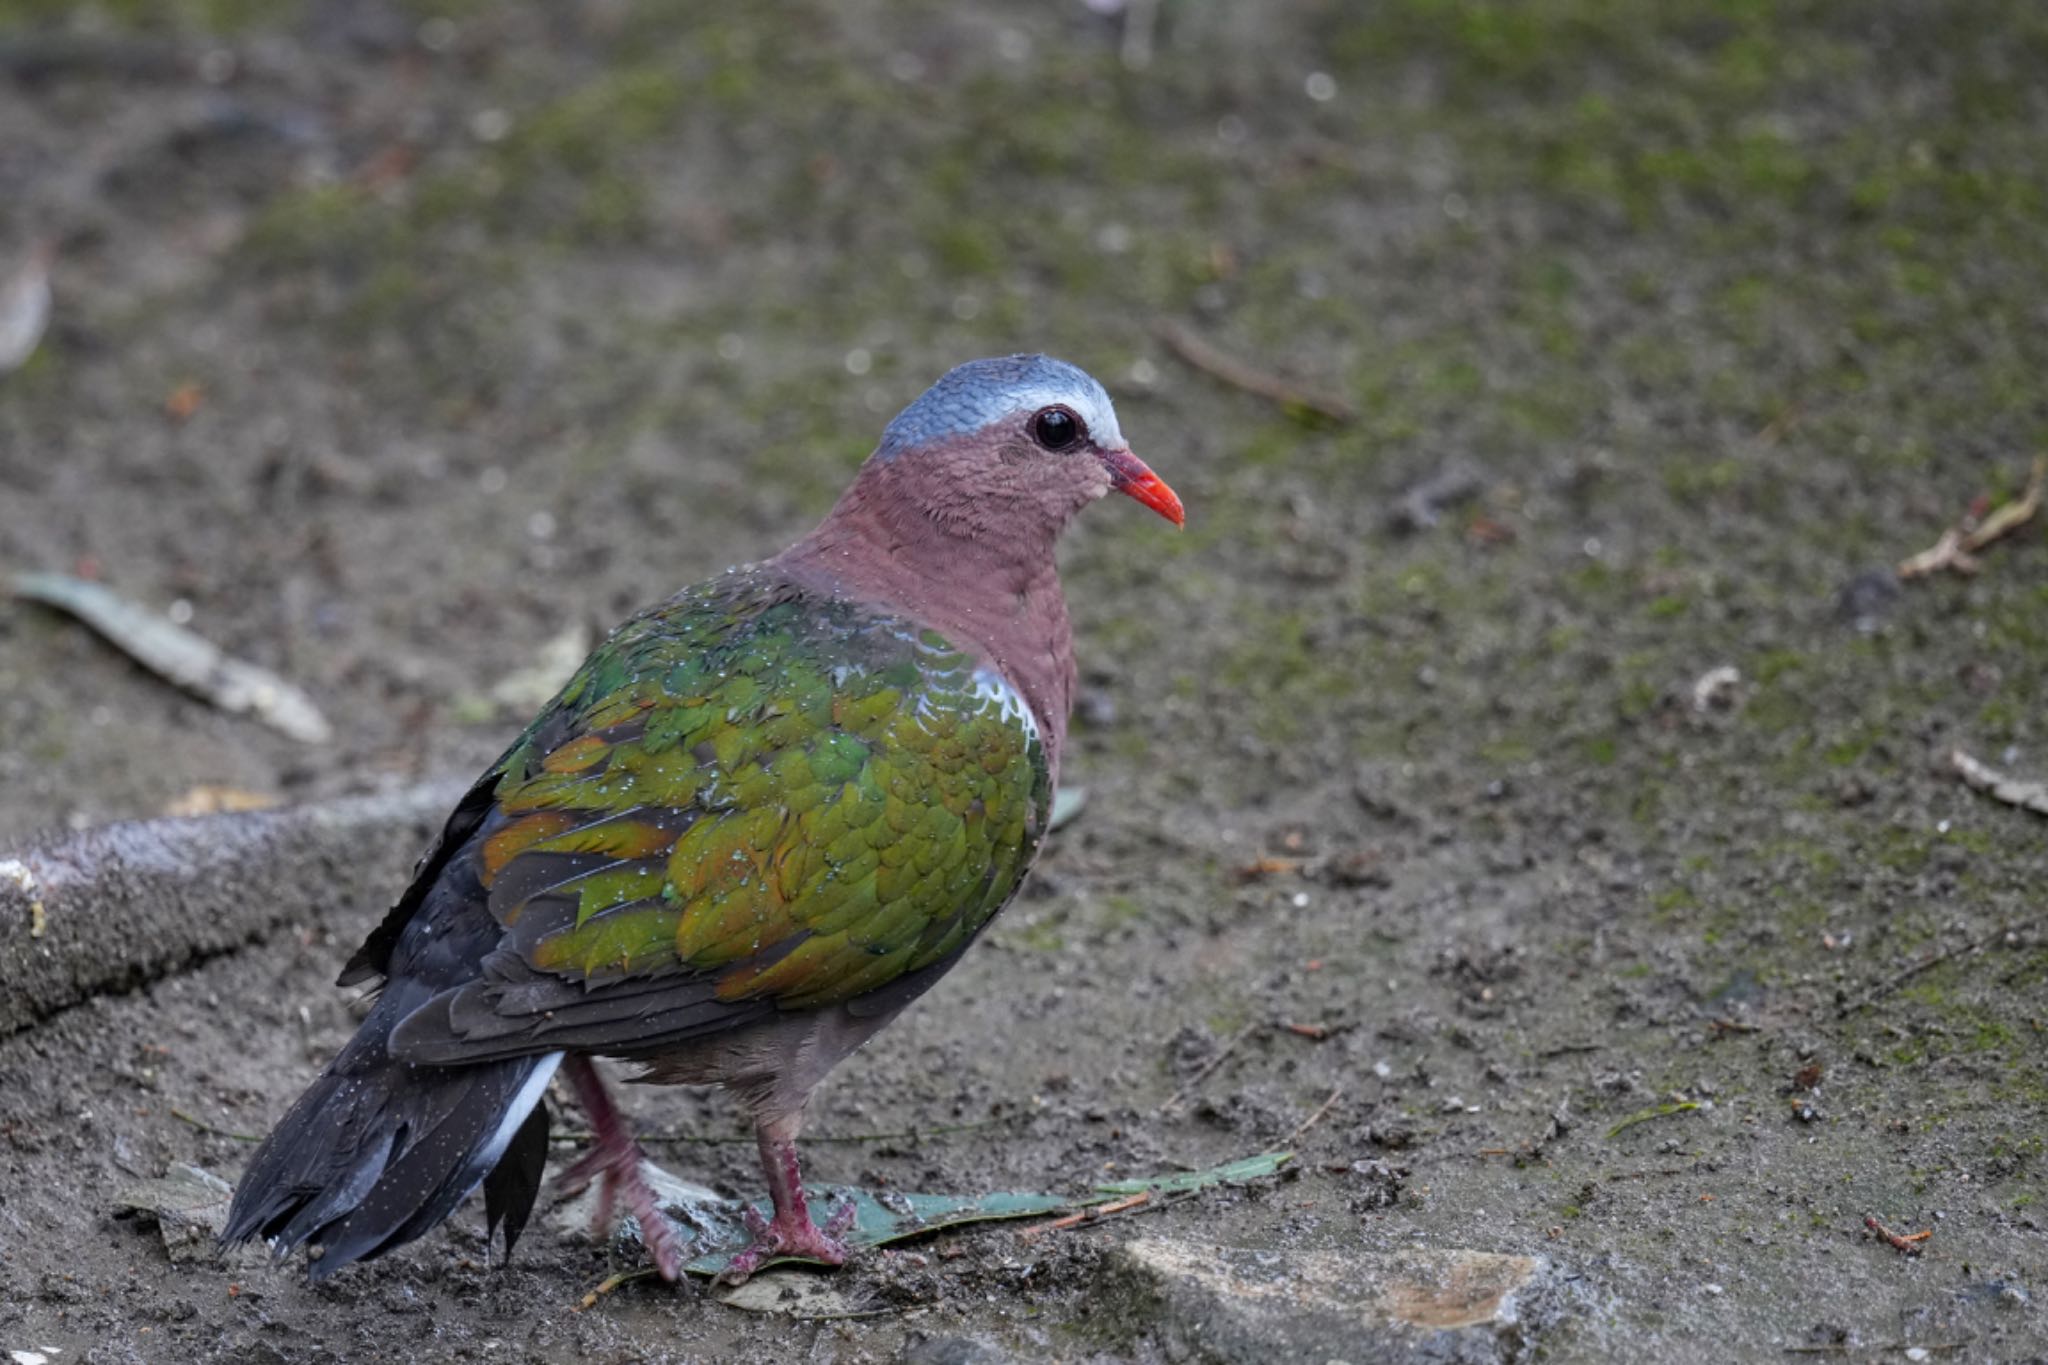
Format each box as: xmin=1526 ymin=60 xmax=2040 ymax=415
xmin=679 ymin=1148 xmax=1292 ymax=1279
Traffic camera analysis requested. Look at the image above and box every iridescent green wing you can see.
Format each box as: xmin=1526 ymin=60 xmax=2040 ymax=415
xmin=388 ymin=570 xmax=1051 ymax=1063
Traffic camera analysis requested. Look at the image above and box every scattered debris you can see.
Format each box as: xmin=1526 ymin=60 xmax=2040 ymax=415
xmin=1284 ymin=1086 xmax=1344 ymax=1145
xmin=1897 ymin=456 xmax=2044 ymax=579
xmin=1605 ymin=1100 xmax=1701 ymax=1140
xmin=1864 ymin=1215 xmax=1932 ymax=1257
xmin=1465 ymin=513 xmax=1516 ymax=546
xmin=1836 ymin=920 xmax=2028 ymax=1019
xmin=1389 ymin=460 xmax=1485 ymax=533
xmin=1949 ymin=748 xmax=2048 ymax=819
xmin=1345 ymin=1158 xmax=1407 ymax=1210
xmin=1 ymin=860 xmax=44 ymax=939
xmin=1152 ymin=320 xmax=1357 ymax=424
xmin=1158 ymin=1022 xmax=1256 ymax=1115
xmin=162 ymin=382 xmax=204 ymax=423
xmin=0 ymin=238 xmax=55 ymax=375
xmin=1753 ymin=400 xmax=1805 ymax=447
xmin=161 ymin=786 xmax=279 ymax=818
xmin=6 ymin=572 xmax=333 ymax=743
xmin=1231 ymin=855 xmax=1304 ymax=882
xmin=1690 ymin=664 xmax=1742 ymax=713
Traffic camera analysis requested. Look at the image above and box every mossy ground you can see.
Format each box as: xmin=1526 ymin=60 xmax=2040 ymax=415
xmin=1 ymin=1 xmax=2045 ymax=1359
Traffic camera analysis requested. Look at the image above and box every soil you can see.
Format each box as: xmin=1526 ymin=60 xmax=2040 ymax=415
xmin=3 ymin=1 xmax=2047 ymax=1361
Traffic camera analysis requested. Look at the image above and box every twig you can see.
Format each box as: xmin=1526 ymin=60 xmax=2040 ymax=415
xmin=1017 ymin=1190 xmax=1151 ymax=1240
xmin=1284 ymin=1086 xmax=1344 ymax=1146
xmin=1898 ymin=527 xmax=1973 ymax=579
xmin=7 ymin=572 xmax=332 ymax=743
xmin=1707 ymin=1017 xmax=1760 ymax=1035
xmin=169 ymin=1106 xmax=263 ymax=1143
xmin=1950 ymin=749 xmax=2048 ymax=818
xmin=1960 ymin=457 xmax=2046 ymax=552
xmin=1835 ymin=921 xmax=2023 ymax=1019
xmin=1863 ymin=1214 xmax=1931 ymax=1256
xmin=575 ymin=1266 xmax=661 ymax=1310
xmin=1153 ymin=321 xmax=1357 ymax=424
xmin=1897 ymin=456 xmax=2045 ymax=579
xmin=1158 ymin=1023 xmax=1256 ymax=1115
xmin=1604 ymin=1101 xmax=1700 ymax=1140
xmin=1231 ymin=856 xmax=1304 ymax=882
xmin=1276 ymin=1020 xmax=1328 ymax=1040
xmin=1389 ymin=461 xmax=1484 ymax=533
xmin=1753 ymin=400 xmax=1805 ymax=447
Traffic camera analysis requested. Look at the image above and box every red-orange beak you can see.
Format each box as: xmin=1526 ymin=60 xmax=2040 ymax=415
xmin=1102 ymin=448 xmax=1185 ymax=527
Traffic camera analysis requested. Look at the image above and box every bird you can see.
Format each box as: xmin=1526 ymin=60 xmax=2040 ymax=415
xmin=221 ymin=353 xmax=1183 ymax=1286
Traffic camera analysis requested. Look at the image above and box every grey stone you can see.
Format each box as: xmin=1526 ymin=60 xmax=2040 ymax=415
xmin=112 ymin=1161 xmax=263 ymax=1268
xmin=1099 ymin=1237 xmax=1563 ymax=1364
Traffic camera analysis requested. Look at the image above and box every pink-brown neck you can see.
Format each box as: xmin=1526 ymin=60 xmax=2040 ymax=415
xmin=773 ymin=441 xmax=1097 ymax=766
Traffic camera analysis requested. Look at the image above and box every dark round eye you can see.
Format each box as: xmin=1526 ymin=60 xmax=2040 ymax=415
xmin=1030 ymin=406 xmax=1084 ymax=451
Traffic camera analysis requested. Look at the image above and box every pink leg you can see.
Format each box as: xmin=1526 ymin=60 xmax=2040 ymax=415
xmin=715 ymin=1124 xmax=855 ymax=1286
xmin=555 ymin=1056 xmax=687 ymax=1281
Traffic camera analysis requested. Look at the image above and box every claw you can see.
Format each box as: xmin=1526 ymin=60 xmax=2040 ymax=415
xmin=716 ymin=1131 xmax=855 ymax=1286
xmin=558 ymin=1056 xmax=689 ymax=1282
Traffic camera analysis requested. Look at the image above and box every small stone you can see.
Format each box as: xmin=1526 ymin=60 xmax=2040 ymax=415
xmin=113 ymin=1162 xmax=265 ymax=1267
xmin=1346 ymin=1159 xmax=1406 ymax=1211
xmin=1834 ymin=568 xmax=1901 ymax=632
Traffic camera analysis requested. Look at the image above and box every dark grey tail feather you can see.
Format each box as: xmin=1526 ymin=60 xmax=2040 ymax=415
xmin=483 ymin=1100 xmax=550 ymax=1259
xmin=221 ymin=987 xmax=562 ymax=1279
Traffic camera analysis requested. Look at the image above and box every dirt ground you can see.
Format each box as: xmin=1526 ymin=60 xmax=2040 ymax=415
xmin=4 ymin=1 xmax=2047 ymax=1360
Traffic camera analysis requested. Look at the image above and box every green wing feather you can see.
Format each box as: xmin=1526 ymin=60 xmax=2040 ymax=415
xmin=408 ymin=569 xmax=1048 ymax=1053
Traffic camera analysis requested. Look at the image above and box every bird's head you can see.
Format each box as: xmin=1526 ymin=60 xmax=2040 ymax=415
xmin=868 ymin=354 xmax=1183 ymax=538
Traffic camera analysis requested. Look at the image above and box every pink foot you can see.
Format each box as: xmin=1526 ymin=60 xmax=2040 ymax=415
xmin=718 ymin=1198 xmax=854 ymax=1285
xmin=557 ymin=1057 xmax=688 ymax=1281
xmin=715 ymin=1127 xmax=856 ymax=1286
